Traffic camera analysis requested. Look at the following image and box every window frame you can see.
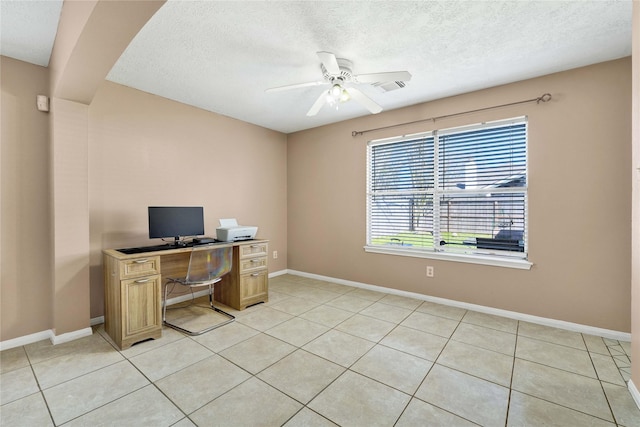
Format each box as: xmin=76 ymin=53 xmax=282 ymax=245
xmin=364 ymin=117 xmax=532 ymax=270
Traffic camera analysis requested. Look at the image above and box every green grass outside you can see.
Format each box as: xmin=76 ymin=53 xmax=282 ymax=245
xmin=372 ymin=231 xmax=492 ymax=247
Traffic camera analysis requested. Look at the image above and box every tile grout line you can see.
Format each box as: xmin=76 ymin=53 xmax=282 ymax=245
xmin=30 ymin=333 xmax=133 ymax=426
xmin=585 ymin=333 xmax=621 ymax=426
xmin=24 ymin=350 xmax=57 ymax=427
xmin=254 ymin=278 xmax=638 ymax=425
xmin=234 ymin=290 xmax=439 ymax=426
xmin=3 ymin=276 xmax=637 ymax=426
xmin=504 ymin=320 xmax=521 ymax=427
xmin=393 ymin=310 xmax=482 ymax=426
xmin=80 ymin=332 xmax=184 ymax=426
xmin=214 ymin=294 xmax=364 ymax=426
xmin=211 ymin=305 xmax=347 ymax=423
xmin=272 ymin=282 xmax=522 ymax=425
xmin=154 ymin=284 xmax=626 ymax=427
xmin=23 ymin=333 xmax=154 ymax=427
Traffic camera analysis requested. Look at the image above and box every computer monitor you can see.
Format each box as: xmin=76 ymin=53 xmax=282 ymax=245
xmin=148 ymin=206 xmax=204 ymax=245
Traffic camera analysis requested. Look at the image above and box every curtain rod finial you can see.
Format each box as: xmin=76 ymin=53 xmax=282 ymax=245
xmin=537 ymin=93 xmax=552 ymax=103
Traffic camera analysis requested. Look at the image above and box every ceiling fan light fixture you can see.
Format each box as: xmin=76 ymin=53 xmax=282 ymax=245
xmin=325 ymin=90 xmax=336 ymax=106
xmin=340 ymin=88 xmax=350 ymax=103
xmin=330 ymin=83 xmax=343 ymax=99
xmin=269 ymin=51 xmax=404 ymax=117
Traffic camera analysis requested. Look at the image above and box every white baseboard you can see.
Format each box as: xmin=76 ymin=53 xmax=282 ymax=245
xmin=0 ymin=330 xmax=52 ymax=351
xmin=269 ymin=269 xmax=288 ymax=278
xmin=165 ymin=289 xmax=210 ymax=306
xmin=51 ymin=327 xmax=93 ymax=345
xmin=0 ymin=290 xmax=218 ymax=350
xmin=286 ymin=269 xmax=631 ymax=342
xmin=0 ymin=326 xmax=94 ymax=351
xmin=91 ymin=316 xmax=105 ymax=326
xmin=1 ymin=269 xmax=632 ymax=351
xmin=629 ymin=380 xmax=640 ymax=411
xmin=83 ymin=274 xmax=285 ymax=329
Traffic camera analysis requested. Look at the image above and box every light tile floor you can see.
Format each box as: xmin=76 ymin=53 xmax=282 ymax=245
xmin=1 ymin=274 xmax=639 ymax=426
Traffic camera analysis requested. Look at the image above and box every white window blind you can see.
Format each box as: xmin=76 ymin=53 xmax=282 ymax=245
xmin=367 ymin=117 xmax=527 ymax=260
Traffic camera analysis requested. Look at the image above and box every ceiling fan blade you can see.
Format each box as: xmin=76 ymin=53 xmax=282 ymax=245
xmin=317 ymin=51 xmax=340 ymax=75
xmin=346 ymin=87 xmax=382 ymax=114
xmin=265 ymin=80 xmax=326 ymax=93
xmin=306 ymin=90 xmax=328 ymax=116
xmin=354 ymin=71 xmax=412 ymax=83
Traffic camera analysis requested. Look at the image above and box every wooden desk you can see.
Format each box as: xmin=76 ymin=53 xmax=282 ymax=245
xmin=103 ymin=239 xmax=268 ymax=349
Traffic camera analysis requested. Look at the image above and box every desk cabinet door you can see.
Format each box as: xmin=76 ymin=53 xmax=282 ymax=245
xmin=122 ymin=275 xmax=161 ymax=338
xmin=240 ymin=270 xmax=268 ymax=304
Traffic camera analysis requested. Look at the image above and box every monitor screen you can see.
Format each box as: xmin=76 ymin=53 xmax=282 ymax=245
xmin=148 ymin=206 xmax=205 ymax=242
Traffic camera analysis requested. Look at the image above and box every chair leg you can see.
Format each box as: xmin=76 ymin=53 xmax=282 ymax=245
xmin=206 ymin=282 xmax=235 ymax=331
xmin=163 ymin=280 xmax=234 ymax=336
xmin=163 ymin=280 xmax=170 ymax=323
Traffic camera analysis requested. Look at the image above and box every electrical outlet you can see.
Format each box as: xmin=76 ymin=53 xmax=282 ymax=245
xmin=273 ymin=250 xmax=278 ymax=259
xmin=426 ymin=266 xmax=434 ymax=277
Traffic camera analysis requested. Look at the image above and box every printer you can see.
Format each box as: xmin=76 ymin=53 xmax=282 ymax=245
xmin=216 ymin=218 xmax=258 ymax=242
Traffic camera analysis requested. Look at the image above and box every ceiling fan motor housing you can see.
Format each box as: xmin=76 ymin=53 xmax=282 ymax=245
xmin=321 ymin=58 xmax=353 ymax=83
xmin=267 ymin=51 xmax=405 ymax=116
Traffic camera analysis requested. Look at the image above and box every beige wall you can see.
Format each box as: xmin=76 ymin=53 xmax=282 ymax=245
xmin=1 ymin=57 xmax=53 ymax=339
xmin=288 ymin=58 xmax=632 ymax=332
xmin=43 ymin=0 xmax=165 ymax=336
xmin=1 ymin=57 xmax=288 ymax=338
xmin=0 ymin=53 xmax=632 ymax=340
xmin=631 ymin=1 xmax=639 ymax=387
xmin=50 ymin=98 xmax=90 ymax=335
xmin=88 ymin=81 xmax=288 ymax=317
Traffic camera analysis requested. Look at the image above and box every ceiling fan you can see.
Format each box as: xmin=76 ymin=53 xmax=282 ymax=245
xmin=266 ymin=51 xmax=411 ymax=117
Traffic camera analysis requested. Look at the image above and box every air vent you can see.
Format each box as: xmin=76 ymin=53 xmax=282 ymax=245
xmin=372 ymin=81 xmax=406 ymax=92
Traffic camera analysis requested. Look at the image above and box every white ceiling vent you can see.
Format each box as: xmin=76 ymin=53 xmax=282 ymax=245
xmin=372 ymin=81 xmax=406 ymax=92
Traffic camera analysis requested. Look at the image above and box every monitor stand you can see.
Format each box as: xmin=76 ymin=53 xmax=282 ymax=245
xmin=172 ymin=237 xmax=188 ymax=248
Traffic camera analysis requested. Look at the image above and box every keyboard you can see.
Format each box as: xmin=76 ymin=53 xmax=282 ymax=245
xmin=116 ymin=239 xmax=225 ymax=255
xmin=116 ymin=244 xmax=175 ymax=255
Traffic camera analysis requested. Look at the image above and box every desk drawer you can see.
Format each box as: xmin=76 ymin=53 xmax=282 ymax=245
xmin=120 ymin=256 xmax=160 ymax=279
xmin=239 ymin=256 xmax=267 ymax=273
xmin=239 ymin=243 xmax=268 ymax=259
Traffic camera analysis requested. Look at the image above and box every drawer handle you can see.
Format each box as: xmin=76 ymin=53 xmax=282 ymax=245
xmin=133 ymin=259 xmax=149 ymax=264
xmin=250 ymin=245 xmax=260 ymax=249
xmin=250 ymin=259 xmax=260 ymax=263
xmin=251 ymin=273 xmax=260 ymax=277
xmin=134 ymin=278 xmax=150 ymax=284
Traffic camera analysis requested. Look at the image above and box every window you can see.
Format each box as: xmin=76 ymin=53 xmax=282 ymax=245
xmin=366 ymin=117 xmax=529 ymax=267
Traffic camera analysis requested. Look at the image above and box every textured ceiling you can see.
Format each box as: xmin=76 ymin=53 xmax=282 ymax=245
xmin=0 ymin=0 xmax=62 ymax=67
xmin=1 ymin=1 xmax=633 ymax=134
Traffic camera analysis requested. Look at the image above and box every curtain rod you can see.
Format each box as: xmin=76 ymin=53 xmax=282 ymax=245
xmin=351 ymin=93 xmax=552 ymax=137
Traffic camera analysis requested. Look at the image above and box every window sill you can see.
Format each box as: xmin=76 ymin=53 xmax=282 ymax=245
xmin=363 ymin=245 xmax=533 ymax=270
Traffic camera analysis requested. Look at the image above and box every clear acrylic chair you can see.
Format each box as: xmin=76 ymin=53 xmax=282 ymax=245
xmin=163 ymin=245 xmax=234 ymax=335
